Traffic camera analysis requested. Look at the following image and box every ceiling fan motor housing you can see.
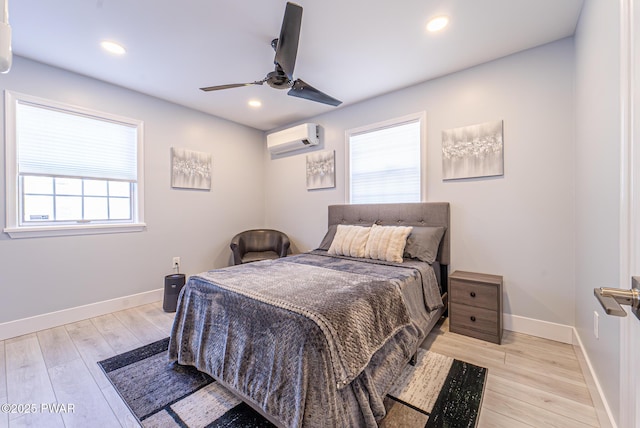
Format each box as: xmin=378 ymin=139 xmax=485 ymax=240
xmin=266 ymin=70 xmax=293 ymax=89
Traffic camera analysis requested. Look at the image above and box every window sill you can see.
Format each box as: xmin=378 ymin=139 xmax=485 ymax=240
xmin=4 ymin=223 xmax=146 ymax=239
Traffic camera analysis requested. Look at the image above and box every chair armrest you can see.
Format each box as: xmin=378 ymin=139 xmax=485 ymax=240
xmin=277 ymin=235 xmax=291 ymax=258
xmin=230 ymin=235 xmax=246 ymax=265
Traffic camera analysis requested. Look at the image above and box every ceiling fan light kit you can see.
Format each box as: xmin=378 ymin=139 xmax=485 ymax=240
xmin=200 ymin=2 xmax=342 ymax=107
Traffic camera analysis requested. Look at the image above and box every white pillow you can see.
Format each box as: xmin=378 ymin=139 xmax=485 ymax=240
xmin=328 ymin=225 xmax=371 ymax=258
xmin=364 ymin=224 xmax=413 ymax=263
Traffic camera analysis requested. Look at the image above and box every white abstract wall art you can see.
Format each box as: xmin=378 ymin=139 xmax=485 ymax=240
xmin=306 ymin=150 xmax=335 ymax=190
xmin=442 ymin=120 xmax=504 ymax=180
xmin=171 ymin=148 xmax=212 ymax=190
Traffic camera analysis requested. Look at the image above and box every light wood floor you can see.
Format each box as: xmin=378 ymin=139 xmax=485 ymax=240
xmin=0 ymin=302 xmax=604 ymax=427
xmin=421 ymin=318 xmax=605 ymax=428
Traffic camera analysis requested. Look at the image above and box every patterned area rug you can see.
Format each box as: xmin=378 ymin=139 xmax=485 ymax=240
xmin=98 ymin=338 xmax=486 ymax=428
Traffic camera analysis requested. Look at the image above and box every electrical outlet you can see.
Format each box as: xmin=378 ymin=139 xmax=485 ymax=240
xmin=593 ymin=311 xmax=599 ymax=339
xmin=172 ymin=257 xmax=181 ymax=271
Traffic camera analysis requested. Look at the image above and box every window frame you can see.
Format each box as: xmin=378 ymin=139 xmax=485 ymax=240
xmin=4 ymin=91 xmax=146 ymax=238
xmin=345 ymin=112 xmax=427 ymax=204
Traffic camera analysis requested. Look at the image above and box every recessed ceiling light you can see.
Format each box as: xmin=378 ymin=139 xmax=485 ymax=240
xmin=426 ymin=16 xmax=449 ymax=32
xmin=100 ymin=40 xmax=126 ymax=55
xmin=248 ymin=100 xmax=262 ymax=108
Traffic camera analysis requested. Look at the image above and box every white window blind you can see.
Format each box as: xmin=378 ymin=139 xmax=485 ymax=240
xmin=17 ymin=101 xmax=138 ymax=181
xmin=348 ymin=118 xmax=422 ymax=204
xmin=4 ymin=91 xmax=145 ymax=238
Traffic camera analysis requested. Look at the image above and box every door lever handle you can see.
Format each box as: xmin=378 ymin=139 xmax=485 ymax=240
xmin=594 ymin=286 xmax=640 ymax=317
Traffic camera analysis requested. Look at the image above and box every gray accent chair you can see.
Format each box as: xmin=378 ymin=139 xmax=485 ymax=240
xmin=230 ymin=229 xmax=291 ymax=265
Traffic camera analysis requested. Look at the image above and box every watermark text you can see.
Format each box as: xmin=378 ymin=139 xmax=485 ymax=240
xmin=1 ymin=403 xmax=75 ymax=414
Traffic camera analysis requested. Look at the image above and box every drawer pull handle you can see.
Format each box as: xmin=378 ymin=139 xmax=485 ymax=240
xmin=470 ymin=316 xmax=476 ymax=322
xmin=470 ymin=292 xmax=476 ymax=298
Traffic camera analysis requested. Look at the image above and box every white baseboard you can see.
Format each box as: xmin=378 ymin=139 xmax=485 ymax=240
xmin=0 ymin=289 xmax=163 ymax=341
xmin=503 ymin=313 xmax=574 ymax=343
xmin=572 ymin=328 xmax=617 ymax=428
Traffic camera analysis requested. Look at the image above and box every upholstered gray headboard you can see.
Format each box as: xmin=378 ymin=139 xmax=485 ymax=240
xmin=327 ymin=202 xmax=450 ymax=265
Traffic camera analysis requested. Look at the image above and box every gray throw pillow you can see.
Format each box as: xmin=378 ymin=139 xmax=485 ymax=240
xmin=403 ymin=226 xmax=445 ymax=263
xmin=318 ymin=224 xmax=338 ymax=250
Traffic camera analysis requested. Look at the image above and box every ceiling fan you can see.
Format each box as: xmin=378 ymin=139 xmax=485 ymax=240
xmin=200 ymin=2 xmax=342 ymax=107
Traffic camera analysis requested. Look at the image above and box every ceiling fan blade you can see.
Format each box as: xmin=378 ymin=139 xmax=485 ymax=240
xmin=200 ymin=81 xmax=264 ymax=92
xmin=274 ymin=2 xmax=302 ymax=80
xmin=288 ymin=79 xmax=342 ymax=106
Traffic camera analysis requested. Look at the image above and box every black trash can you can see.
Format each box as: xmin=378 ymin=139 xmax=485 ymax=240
xmin=163 ymin=273 xmax=186 ymax=312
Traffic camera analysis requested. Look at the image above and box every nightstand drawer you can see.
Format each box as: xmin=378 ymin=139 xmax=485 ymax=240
xmin=450 ymin=280 xmax=498 ymax=310
xmin=450 ymin=303 xmax=500 ymax=342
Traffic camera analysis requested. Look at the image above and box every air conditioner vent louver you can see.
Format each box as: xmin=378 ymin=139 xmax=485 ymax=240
xmin=267 ymin=123 xmax=319 ymax=154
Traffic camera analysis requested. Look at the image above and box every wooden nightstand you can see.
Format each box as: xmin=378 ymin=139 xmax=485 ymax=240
xmin=449 ymin=270 xmax=503 ymax=344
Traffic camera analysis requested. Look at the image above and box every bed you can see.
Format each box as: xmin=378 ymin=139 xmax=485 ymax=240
xmin=169 ymin=202 xmax=450 ymax=427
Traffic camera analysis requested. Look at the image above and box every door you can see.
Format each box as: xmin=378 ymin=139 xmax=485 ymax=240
xmin=620 ymin=0 xmax=639 ymax=426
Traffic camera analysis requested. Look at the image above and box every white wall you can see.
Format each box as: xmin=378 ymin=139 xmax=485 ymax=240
xmin=0 ymin=56 xmax=265 ymax=324
xmin=265 ymin=38 xmax=576 ymax=327
xmin=574 ymin=0 xmax=622 ymax=422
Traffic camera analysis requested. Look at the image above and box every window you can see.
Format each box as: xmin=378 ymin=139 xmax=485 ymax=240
xmin=346 ymin=113 xmax=425 ymax=204
xmin=4 ymin=91 xmax=145 ymax=238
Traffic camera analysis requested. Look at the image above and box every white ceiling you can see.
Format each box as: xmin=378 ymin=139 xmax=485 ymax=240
xmin=9 ymin=0 xmax=584 ymax=131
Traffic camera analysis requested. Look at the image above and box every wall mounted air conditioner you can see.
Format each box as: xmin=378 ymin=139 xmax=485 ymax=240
xmin=267 ymin=123 xmax=319 ymax=155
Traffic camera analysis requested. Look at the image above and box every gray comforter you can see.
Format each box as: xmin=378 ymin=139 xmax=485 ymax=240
xmin=168 ymin=251 xmax=443 ymax=427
